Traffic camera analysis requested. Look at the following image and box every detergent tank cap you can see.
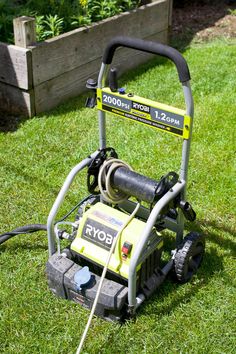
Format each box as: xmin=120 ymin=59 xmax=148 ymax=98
xmin=118 ymin=87 xmax=126 ymax=94
xmin=74 ymin=266 xmax=91 ymax=291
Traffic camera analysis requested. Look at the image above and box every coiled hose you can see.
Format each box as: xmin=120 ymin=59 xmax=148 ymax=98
xmin=98 ymin=158 xmax=132 ymax=204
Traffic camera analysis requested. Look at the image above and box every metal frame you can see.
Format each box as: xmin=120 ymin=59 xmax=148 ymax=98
xmin=47 ymin=151 xmax=99 ymax=256
xmin=97 ymin=62 xmax=194 ymax=311
xmin=47 ymin=47 xmax=194 ymax=313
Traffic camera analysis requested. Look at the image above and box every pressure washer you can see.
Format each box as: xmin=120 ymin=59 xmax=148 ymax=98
xmin=1 ymin=37 xmax=205 ymax=332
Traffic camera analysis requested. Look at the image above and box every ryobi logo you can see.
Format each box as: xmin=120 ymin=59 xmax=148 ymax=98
xmin=132 ymin=101 xmax=150 ymax=113
xmin=81 ymin=218 xmax=117 ymax=251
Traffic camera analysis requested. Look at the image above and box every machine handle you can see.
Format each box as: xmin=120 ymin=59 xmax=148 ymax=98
xmin=102 ymin=36 xmax=190 ymax=83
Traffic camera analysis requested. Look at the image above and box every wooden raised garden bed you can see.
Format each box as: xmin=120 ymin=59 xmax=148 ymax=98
xmin=0 ymin=0 xmax=173 ymax=117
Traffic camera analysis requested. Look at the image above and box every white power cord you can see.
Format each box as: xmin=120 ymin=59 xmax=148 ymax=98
xmin=76 ymin=201 xmax=140 ymax=354
xmin=98 ymin=158 xmax=132 ymax=204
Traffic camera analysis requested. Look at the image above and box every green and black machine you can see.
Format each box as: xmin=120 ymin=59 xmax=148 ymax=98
xmin=46 ymin=36 xmax=205 ymax=323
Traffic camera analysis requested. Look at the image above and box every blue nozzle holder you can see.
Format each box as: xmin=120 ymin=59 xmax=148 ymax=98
xmin=74 ymin=266 xmax=91 ymax=291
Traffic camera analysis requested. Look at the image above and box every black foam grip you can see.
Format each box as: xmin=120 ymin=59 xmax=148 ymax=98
xmin=102 ymin=36 xmax=190 ymax=83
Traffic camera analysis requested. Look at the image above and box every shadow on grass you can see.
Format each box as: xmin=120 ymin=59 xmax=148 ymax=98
xmin=0 ymin=241 xmax=48 ymax=255
xmin=0 ymin=93 xmax=87 ymax=133
xmin=190 ymin=219 xmax=236 ymax=257
xmin=0 ymin=110 xmax=29 ymax=133
xmin=0 ymin=155 xmax=66 ymax=198
xmin=200 ymin=220 xmax=236 ymax=256
xmin=100 ymin=220 xmax=229 ymax=349
xmin=137 ymin=217 xmax=235 ymax=318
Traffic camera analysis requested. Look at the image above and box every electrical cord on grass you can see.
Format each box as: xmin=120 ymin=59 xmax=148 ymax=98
xmin=0 ymin=195 xmax=95 ymax=245
xmin=0 ymin=224 xmax=47 ymax=245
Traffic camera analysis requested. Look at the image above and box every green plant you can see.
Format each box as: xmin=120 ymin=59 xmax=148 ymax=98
xmin=0 ymin=0 xmax=141 ymax=43
xmin=34 ymin=14 xmax=64 ymax=41
xmin=35 ymin=15 xmax=45 ymax=41
xmin=86 ymin=0 xmax=140 ymax=22
xmin=228 ymin=8 xmax=236 ymax=15
xmin=119 ymin=0 xmax=141 ymax=11
xmin=87 ymin=0 xmax=118 ymax=22
xmin=42 ymin=14 xmax=64 ymax=39
xmin=0 ymin=0 xmax=15 ymax=42
xmin=70 ymin=15 xmax=91 ymax=28
xmin=0 ymin=13 xmax=13 ymax=42
xmin=70 ymin=0 xmax=91 ymax=28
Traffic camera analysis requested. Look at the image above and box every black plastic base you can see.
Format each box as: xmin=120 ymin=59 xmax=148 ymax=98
xmin=46 ymin=244 xmax=166 ymax=322
xmin=46 ymin=253 xmax=128 ymax=322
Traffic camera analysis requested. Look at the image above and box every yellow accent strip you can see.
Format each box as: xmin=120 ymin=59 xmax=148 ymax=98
xmin=96 ymin=88 xmax=192 ymax=140
xmin=183 ymin=115 xmax=191 ymax=139
xmin=98 ymin=88 xmax=185 ymax=116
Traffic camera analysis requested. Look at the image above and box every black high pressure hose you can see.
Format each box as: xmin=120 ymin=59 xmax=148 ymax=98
xmin=0 ymin=224 xmax=47 ymax=245
xmin=0 ymin=195 xmax=95 ymax=246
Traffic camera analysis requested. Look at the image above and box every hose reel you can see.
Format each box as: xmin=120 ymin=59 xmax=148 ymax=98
xmin=87 ymin=148 xmax=179 ymax=205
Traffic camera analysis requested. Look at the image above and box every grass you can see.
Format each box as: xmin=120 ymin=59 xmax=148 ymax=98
xmin=0 ymin=38 xmax=236 ymax=353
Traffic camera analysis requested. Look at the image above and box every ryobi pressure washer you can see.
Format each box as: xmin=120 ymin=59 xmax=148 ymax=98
xmin=0 ymin=37 xmax=205 ymax=324
xmin=46 ymin=37 xmax=205 ymax=322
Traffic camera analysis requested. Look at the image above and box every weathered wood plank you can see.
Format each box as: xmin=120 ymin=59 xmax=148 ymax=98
xmin=0 ymin=81 xmax=35 ymax=117
xmin=168 ymin=0 xmax=173 ymax=26
xmin=13 ymin=16 xmax=36 ymax=48
xmin=34 ymin=59 xmax=100 ymax=113
xmin=0 ymin=42 xmax=32 ymax=90
xmin=32 ymin=0 xmax=170 ymax=86
xmin=34 ymin=30 xmax=168 ymax=114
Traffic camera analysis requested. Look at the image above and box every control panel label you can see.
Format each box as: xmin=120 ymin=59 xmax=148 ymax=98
xmin=97 ymin=88 xmax=190 ymax=139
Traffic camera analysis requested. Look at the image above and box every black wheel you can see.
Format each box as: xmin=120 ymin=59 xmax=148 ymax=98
xmin=174 ymin=232 xmax=205 ymax=283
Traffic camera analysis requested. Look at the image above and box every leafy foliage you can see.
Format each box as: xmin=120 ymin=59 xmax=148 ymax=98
xmin=0 ymin=0 xmax=141 ymax=43
xmin=0 ymin=0 xmax=16 ymax=43
xmin=228 ymin=8 xmax=236 ymax=15
xmin=41 ymin=15 xmax=64 ymax=39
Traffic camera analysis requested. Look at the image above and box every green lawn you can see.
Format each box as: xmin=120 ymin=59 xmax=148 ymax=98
xmin=0 ymin=38 xmax=235 ymax=353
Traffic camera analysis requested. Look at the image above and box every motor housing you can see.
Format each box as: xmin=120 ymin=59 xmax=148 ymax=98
xmin=46 ymin=201 xmax=164 ymax=321
xmin=70 ymin=202 xmax=163 ymax=285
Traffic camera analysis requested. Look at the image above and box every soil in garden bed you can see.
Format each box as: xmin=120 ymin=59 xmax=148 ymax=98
xmin=172 ymin=0 xmax=236 ymax=45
